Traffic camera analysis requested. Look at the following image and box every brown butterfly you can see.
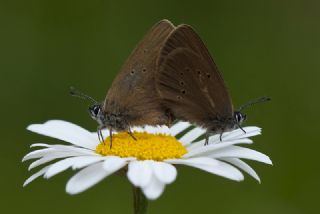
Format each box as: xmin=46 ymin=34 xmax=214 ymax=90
xmin=71 ymin=20 xmax=176 ymax=146
xmin=156 ymin=24 xmax=270 ymax=145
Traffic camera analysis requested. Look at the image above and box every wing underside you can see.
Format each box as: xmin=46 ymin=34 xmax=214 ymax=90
xmin=156 ymin=25 xmax=233 ymax=127
xmin=104 ymin=20 xmax=176 ymax=126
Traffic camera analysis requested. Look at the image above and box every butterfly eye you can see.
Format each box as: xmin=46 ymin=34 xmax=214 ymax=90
xmin=234 ymin=112 xmax=246 ymax=124
xmin=93 ymin=106 xmax=100 ymax=115
xmin=89 ymin=105 xmax=101 ymax=118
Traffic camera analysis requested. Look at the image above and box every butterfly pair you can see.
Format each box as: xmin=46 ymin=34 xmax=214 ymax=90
xmin=71 ymin=20 xmax=269 ymax=147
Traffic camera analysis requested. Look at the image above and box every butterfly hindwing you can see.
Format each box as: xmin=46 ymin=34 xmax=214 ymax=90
xmin=156 ymin=25 xmax=233 ymax=127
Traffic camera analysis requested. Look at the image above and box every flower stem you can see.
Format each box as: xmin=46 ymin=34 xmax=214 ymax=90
xmin=133 ymin=186 xmax=148 ymax=214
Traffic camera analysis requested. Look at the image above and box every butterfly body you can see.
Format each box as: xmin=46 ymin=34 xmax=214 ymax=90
xmin=72 ymin=20 xmax=269 ymax=146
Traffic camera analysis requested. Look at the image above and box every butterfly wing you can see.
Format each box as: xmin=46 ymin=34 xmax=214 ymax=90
xmin=104 ymin=20 xmax=175 ymax=126
xmin=156 ymin=25 xmax=233 ymax=128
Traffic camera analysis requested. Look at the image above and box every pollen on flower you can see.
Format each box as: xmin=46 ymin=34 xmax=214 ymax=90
xmin=95 ymin=132 xmax=187 ymax=161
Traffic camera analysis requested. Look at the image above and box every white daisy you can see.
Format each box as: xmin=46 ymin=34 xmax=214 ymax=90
xmin=22 ymin=120 xmax=272 ymax=200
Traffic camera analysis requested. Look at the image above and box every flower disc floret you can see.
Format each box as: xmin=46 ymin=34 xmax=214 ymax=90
xmin=96 ymin=132 xmax=187 ymax=161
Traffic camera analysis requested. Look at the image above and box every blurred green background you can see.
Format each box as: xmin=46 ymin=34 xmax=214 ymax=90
xmin=1 ymin=0 xmax=319 ymax=213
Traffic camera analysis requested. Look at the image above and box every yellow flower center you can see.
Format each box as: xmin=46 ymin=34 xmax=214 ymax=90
xmin=95 ymin=132 xmax=187 ymax=161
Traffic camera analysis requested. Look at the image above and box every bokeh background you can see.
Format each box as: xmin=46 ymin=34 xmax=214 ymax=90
xmin=1 ymin=0 xmax=319 ymax=213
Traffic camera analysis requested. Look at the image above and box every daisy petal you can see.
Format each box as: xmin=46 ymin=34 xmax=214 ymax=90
xmin=179 ymin=127 xmax=206 ymax=146
xmin=131 ymin=126 xmax=144 ymax=132
xmin=43 ymin=145 xmax=97 ymax=155
xmin=27 ymin=120 xmax=97 ymax=150
xmin=66 ymin=162 xmax=112 ymax=194
xmin=29 ymin=144 xmax=96 ymax=155
xmin=154 ymin=126 xmax=171 ymax=134
xmin=22 ymin=148 xmax=55 ymax=162
xmin=142 ymin=175 xmax=165 ymax=200
xmin=167 ymin=157 xmax=244 ymax=181
xmin=72 ymin=156 xmax=106 ymax=169
xmin=151 ymin=162 xmax=177 ymax=184
xmin=209 ymin=146 xmax=273 ymax=164
xmin=45 ymin=158 xmax=77 ymax=178
xmin=169 ymin=122 xmax=191 ymax=136
xmin=102 ymin=156 xmax=128 ymax=172
xmin=27 ymin=151 xmax=88 ymax=170
xmin=143 ymin=125 xmax=169 ymax=134
xmin=184 ymin=139 xmax=253 ymax=158
xmin=127 ymin=161 xmax=153 ymax=188
xmin=221 ymin=158 xmax=260 ymax=182
xmin=30 ymin=143 xmax=51 ymax=148
xmin=45 ymin=156 xmax=105 ymax=178
xmin=222 ymin=127 xmax=261 ymax=141
xmin=23 ymin=166 xmax=50 ymax=187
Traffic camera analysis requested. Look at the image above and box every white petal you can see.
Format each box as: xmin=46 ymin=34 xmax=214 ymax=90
xmin=27 ymin=151 xmax=88 ymax=170
xmin=151 ymin=162 xmax=177 ymax=184
xmin=66 ymin=162 xmax=113 ymax=194
xmin=30 ymin=143 xmax=51 ymax=148
xmin=23 ymin=166 xmax=50 ymax=187
xmin=45 ymin=158 xmax=77 ymax=178
xmin=45 ymin=156 xmax=105 ymax=178
xmin=28 ymin=153 xmax=70 ymax=170
xmin=27 ymin=120 xmax=98 ymax=150
xmin=43 ymin=144 xmax=97 ymax=155
xmin=169 ymin=121 xmax=191 ymax=136
xmin=209 ymin=146 xmax=273 ymax=164
xmin=72 ymin=156 xmax=106 ymax=169
xmin=184 ymin=139 xmax=253 ymax=158
xmin=131 ymin=126 xmax=145 ymax=132
xmin=222 ymin=127 xmax=261 ymax=141
xmin=23 ymin=145 xmax=96 ymax=163
xmin=221 ymin=158 xmax=260 ymax=182
xmin=143 ymin=126 xmax=157 ymax=134
xmin=127 ymin=161 xmax=153 ymax=188
xmin=185 ymin=134 xmax=238 ymax=151
xmin=154 ymin=126 xmax=171 ymax=134
xmin=22 ymin=148 xmax=55 ymax=162
xmin=102 ymin=156 xmax=128 ymax=172
xmin=179 ymin=127 xmax=206 ymax=146
xmin=167 ymin=157 xmax=244 ymax=181
xmin=138 ymin=125 xmax=170 ymax=134
xmin=142 ymin=175 xmax=165 ymax=200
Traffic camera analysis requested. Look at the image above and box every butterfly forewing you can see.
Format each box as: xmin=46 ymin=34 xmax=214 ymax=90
xmin=104 ymin=20 xmax=175 ymax=126
xmin=156 ymin=25 xmax=234 ymax=127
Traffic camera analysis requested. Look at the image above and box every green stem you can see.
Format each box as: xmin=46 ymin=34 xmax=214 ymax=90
xmin=133 ymin=186 xmax=148 ymax=214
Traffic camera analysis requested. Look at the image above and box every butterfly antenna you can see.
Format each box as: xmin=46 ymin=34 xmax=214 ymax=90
xmin=238 ymin=96 xmax=271 ymax=112
xmin=69 ymin=86 xmax=98 ymax=104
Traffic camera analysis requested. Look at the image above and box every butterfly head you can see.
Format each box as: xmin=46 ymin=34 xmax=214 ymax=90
xmin=233 ymin=111 xmax=246 ymax=125
xmin=88 ymin=104 xmax=105 ymax=126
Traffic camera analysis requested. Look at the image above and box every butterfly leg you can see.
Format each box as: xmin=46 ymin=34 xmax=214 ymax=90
xmin=97 ymin=127 xmax=104 ymax=143
xmin=237 ymin=124 xmax=246 ymax=134
xmin=127 ymin=127 xmax=137 ymax=141
xmin=109 ymin=127 xmax=113 ymax=149
xmin=204 ymin=132 xmax=210 ymax=146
